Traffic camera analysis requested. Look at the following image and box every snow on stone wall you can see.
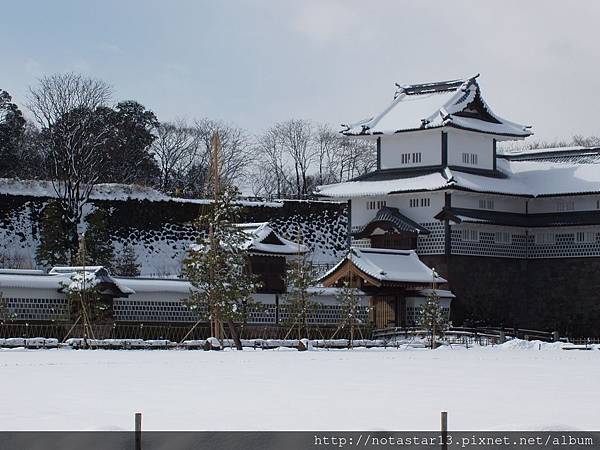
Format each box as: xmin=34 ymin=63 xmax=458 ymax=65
xmin=0 ymin=192 xmax=348 ymax=275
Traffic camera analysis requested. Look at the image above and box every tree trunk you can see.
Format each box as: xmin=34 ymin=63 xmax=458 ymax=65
xmin=227 ymin=319 xmax=242 ymax=350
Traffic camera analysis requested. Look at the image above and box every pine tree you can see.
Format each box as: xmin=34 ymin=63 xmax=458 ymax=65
xmin=335 ymin=279 xmax=362 ymax=347
xmin=283 ymin=248 xmax=320 ymax=339
xmin=62 ymin=239 xmax=111 ymax=344
xmin=0 ymin=89 xmax=26 ymax=178
xmin=83 ymin=207 xmax=115 ymax=269
xmin=113 ymin=244 xmax=141 ymax=277
xmin=36 ymin=200 xmax=72 ymax=268
xmin=182 ymin=185 xmax=258 ymax=349
xmin=418 ymin=290 xmax=447 ymax=349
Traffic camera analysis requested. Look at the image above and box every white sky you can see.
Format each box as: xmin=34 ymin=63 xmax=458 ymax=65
xmin=1 ymin=1 xmax=599 ymax=142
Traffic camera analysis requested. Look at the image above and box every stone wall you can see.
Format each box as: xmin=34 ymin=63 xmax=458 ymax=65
xmin=421 ymin=254 xmax=600 ymax=336
xmin=0 ymin=193 xmax=348 ymax=275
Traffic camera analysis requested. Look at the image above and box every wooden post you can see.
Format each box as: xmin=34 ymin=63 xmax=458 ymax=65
xmin=135 ymin=412 xmax=142 ymax=450
xmin=441 ymin=411 xmax=448 ymax=450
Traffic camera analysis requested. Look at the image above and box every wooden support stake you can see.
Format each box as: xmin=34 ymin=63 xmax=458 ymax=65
xmin=135 ymin=412 xmax=142 ymax=450
xmin=441 ymin=411 xmax=448 ymax=450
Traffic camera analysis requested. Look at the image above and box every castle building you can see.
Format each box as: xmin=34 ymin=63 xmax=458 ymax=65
xmin=316 ymin=75 xmax=600 ymax=335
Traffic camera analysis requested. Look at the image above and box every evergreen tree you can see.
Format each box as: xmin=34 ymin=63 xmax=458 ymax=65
xmin=113 ymin=244 xmax=141 ymax=277
xmin=96 ymin=101 xmax=160 ymax=185
xmin=418 ymin=290 xmax=447 ymax=349
xmin=283 ymin=248 xmax=320 ymax=339
xmin=63 ymin=239 xmax=112 ymax=344
xmin=0 ymin=89 xmax=26 ymax=178
xmin=335 ymin=278 xmax=362 ymax=347
xmin=36 ymin=200 xmax=72 ymax=268
xmin=182 ymin=185 xmax=258 ymax=349
xmin=83 ymin=207 xmax=114 ymax=269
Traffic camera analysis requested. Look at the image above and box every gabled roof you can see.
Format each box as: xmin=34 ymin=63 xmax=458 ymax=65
xmin=238 ymin=223 xmax=308 ymax=255
xmin=341 ymin=75 xmax=532 ymax=138
xmin=321 ymin=247 xmax=446 ymax=286
xmin=354 ymin=206 xmax=430 ymax=238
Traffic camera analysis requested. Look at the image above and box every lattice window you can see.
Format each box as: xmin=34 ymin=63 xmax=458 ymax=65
xmin=410 ymin=198 xmax=430 ymax=208
xmin=494 ymin=231 xmax=512 ymax=245
xmin=534 ymin=232 xmax=555 ymax=245
xmin=462 ymin=229 xmax=480 ymax=242
xmin=478 ymin=199 xmax=495 ymax=210
xmin=462 ymin=153 xmax=478 ymax=165
xmin=556 ymin=199 xmax=575 ymax=212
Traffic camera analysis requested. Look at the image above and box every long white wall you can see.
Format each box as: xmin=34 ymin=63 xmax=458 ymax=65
xmin=351 ymin=192 xmax=445 ymax=231
xmin=451 ymin=191 xmax=527 ymax=213
xmin=528 ymin=195 xmax=600 ymax=214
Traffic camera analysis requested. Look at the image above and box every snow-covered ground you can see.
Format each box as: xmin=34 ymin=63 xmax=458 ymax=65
xmin=0 ymin=342 xmax=598 ymax=431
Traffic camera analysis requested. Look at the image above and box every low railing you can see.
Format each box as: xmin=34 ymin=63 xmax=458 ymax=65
xmin=373 ymin=326 xmax=558 ymax=344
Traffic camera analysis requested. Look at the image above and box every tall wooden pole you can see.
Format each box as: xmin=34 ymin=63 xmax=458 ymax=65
xmin=209 ymin=133 xmax=222 ymax=340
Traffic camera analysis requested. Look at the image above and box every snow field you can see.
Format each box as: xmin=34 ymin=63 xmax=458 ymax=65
xmin=0 ymin=342 xmax=598 ymax=431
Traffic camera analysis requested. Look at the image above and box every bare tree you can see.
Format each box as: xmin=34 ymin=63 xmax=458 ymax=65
xmin=27 ymin=73 xmax=113 ymax=255
xmin=314 ymin=123 xmax=340 ymax=185
xmin=336 ymin=137 xmax=376 ymax=181
xmin=193 ymin=119 xmax=252 ymax=195
xmin=250 ymin=121 xmax=377 ymax=198
xmin=275 ymin=119 xmax=315 ymax=197
xmin=251 ymin=127 xmax=290 ymax=198
xmin=152 ymin=120 xmax=200 ymax=192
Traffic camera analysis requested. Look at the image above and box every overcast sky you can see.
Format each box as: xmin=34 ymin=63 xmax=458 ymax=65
xmin=2 ymin=1 xmax=599 ymax=141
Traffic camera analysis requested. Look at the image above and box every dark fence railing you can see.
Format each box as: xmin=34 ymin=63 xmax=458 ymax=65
xmin=0 ymin=322 xmax=371 ymax=342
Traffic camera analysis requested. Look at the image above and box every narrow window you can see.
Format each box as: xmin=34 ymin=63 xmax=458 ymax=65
xmin=535 ymin=232 xmax=555 ymax=245
xmin=462 ymin=229 xmax=479 ymax=242
xmin=494 ymin=231 xmax=512 ymax=244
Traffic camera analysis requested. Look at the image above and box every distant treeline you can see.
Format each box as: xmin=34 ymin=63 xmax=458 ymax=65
xmin=0 ymin=73 xmax=377 ymax=200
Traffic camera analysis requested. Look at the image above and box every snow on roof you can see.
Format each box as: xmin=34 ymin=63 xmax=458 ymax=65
xmin=113 ymin=277 xmax=194 ymax=294
xmin=0 ymin=269 xmax=45 ymax=275
xmin=315 ymin=171 xmax=449 ymax=198
xmin=342 ymin=76 xmax=531 ymax=138
xmin=0 ymin=267 xmax=192 ymax=295
xmin=240 ymin=222 xmax=309 ymax=255
xmin=49 ymin=266 xmax=105 ymax=274
xmin=496 ymin=159 xmax=600 ymax=197
xmin=323 ymin=247 xmax=446 ymax=284
xmin=500 ymin=146 xmax=591 ymax=156
xmin=499 ymin=146 xmax=600 ymax=164
xmin=317 ymin=159 xmax=600 ymax=199
xmin=417 ymin=288 xmax=455 ymax=298
xmin=0 ymin=178 xmax=283 ymax=208
xmin=0 ymin=272 xmax=69 ymax=290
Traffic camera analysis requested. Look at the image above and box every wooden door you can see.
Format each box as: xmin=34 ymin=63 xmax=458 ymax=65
xmin=371 ymin=296 xmax=397 ymax=329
